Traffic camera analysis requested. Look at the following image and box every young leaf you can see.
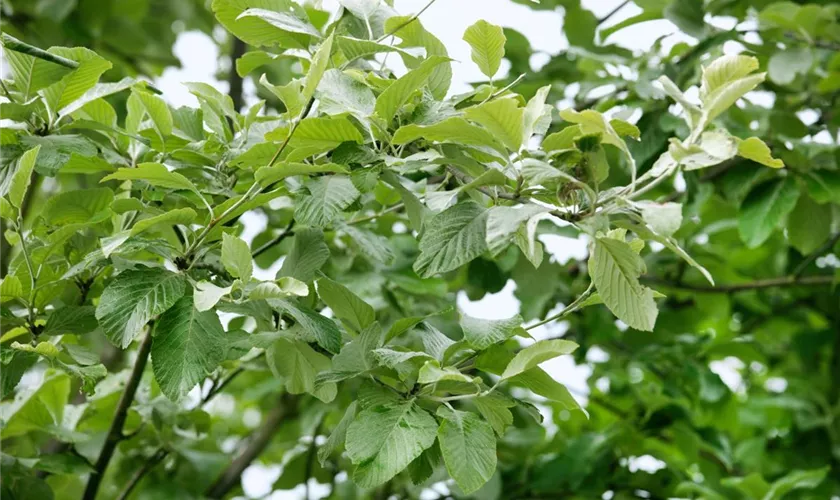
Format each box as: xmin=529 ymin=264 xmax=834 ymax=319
xmin=302 ymin=33 xmax=335 ymax=103
xmin=9 ymin=146 xmax=40 ymax=208
xmin=95 ymin=268 xmax=186 ymax=348
xmin=102 ymin=162 xmax=199 ymax=192
xmin=437 ymin=408 xmax=497 ymax=494
xmin=464 ymin=98 xmax=524 ymax=151
xmin=737 ymin=137 xmax=784 ymax=168
xmin=194 ymin=281 xmax=233 ymax=312
xmin=375 ymin=55 xmax=450 ymax=123
xmin=462 ymin=20 xmax=506 ymax=79
xmin=221 ymin=233 xmax=253 ymax=281
xmin=500 ymin=339 xmax=579 ymax=380
xmin=787 ymin=195 xmax=831 ymax=255
xmin=268 ymin=337 xmax=335 ymax=402
xmin=151 ymin=297 xmax=226 ymax=401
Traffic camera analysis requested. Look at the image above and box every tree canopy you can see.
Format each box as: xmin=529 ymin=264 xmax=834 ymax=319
xmin=1 ymin=0 xmax=839 ymax=499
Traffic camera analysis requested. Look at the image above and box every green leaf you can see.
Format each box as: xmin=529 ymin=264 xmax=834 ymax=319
xmin=437 ymin=408 xmax=497 ymax=494
xmin=342 ymin=224 xmax=396 ymax=266
xmin=473 ymin=393 xmax=514 ymax=436
xmin=385 ymin=16 xmax=452 ymax=99
xmin=0 ymin=371 xmax=69 ymax=438
xmin=414 ymin=201 xmax=489 ymax=278
xmin=462 ymin=20 xmax=506 ymax=79
xmin=375 ymin=55 xmax=449 ymax=123
xmin=295 ymin=175 xmax=360 ymax=227
xmin=737 ymin=137 xmax=784 ymax=169
xmin=485 ymin=205 xmax=549 ymax=255
xmin=763 ymin=467 xmax=828 ymax=500
xmin=634 ymin=201 xmax=682 ymax=237
xmin=211 ymin=0 xmax=312 ymax=48
xmin=418 ymin=360 xmax=476 ymax=384
xmin=58 ymin=77 xmax=137 ymax=117
xmin=237 ymin=8 xmax=321 ymax=37
xmin=268 ymin=336 xmax=335 ymax=401
xmin=39 ymin=47 xmax=112 ymax=114
xmin=302 ymin=33 xmax=335 ymax=103
xmin=768 ymin=48 xmax=813 ymax=85
xmin=460 ymin=313 xmax=523 ymax=350
xmin=131 ymin=89 xmax=173 ymax=143
xmin=249 ymin=278 xmax=308 ymax=300
xmin=273 ymin=300 xmax=342 ymax=353
xmin=9 ymin=146 xmax=40 ymax=208
xmin=42 ymin=306 xmax=98 ymax=336
xmin=392 ymin=117 xmax=507 ymax=161
xmin=500 ymin=339 xmax=578 ymax=380
xmin=102 ymin=162 xmax=200 ymax=192
xmin=522 ymin=85 xmax=552 ymax=145
xmin=255 ymin=162 xmax=349 ymax=187
xmin=318 ymin=401 xmax=357 ymax=466
xmin=663 ymin=0 xmax=705 ymax=38
xmin=317 ymin=276 xmax=375 ymax=332
xmin=268 ymin=116 xmax=364 ymax=157
xmin=738 ymin=177 xmax=800 ymax=248
xmin=329 ymin=323 xmax=385 ymax=378
xmin=221 ymin=233 xmax=253 ymax=281
xmin=129 ymin=208 xmax=196 ymax=237
xmin=152 ymin=297 xmax=226 ymax=401
xmin=787 ymin=195 xmax=831 ymax=255
xmin=588 ymin=236 xmax=658 ymax=331
xmin=336 ymin=36 xmax=413 ymax=63
xmin=345 ymin=399 xmax=438 ymax=488
xmin=41 ymin=187 xmax=113 ymax=226
xmin=95 ymin=268 xmax=186 ymax=348
xmin=278 ymin=227 xmax=330 ymax=282
xmin=464 ymin=98 xmax=524 ymax=151
xmin=671 ymin=131 xmax=738 ymax=171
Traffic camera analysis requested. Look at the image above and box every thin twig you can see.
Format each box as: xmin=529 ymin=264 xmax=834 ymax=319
xmin=643 ymin=274 xmax=834 ymax=293
xmin=526 ymin=282 xmax=595 ymax=330
xmin=83 ymin=327 xmax=155 ymax=500
xmin=597 ymin=0 xmax=630 ymax=27
xmin=115 ymin=449 xmax=168 ymax=500
xmin=1 ymin=33 xmax=79 ymax=68
xmin=252 ymin=220 xmax=296 ymax=258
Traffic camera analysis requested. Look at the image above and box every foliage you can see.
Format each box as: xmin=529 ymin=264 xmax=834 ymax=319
xmin=1 ymin=0 xmax=839 ymax=499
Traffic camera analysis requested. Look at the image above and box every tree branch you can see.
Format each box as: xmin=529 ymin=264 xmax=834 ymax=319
xmin=227 ymin=37 xmax=247 ymax=112
xmin=643 ymin=274 xmax=834 ymax=293
xmin=205 ymin=393 xmax=300 ymax=499
xmin=83 ymin=326 xmax=155 ymax=500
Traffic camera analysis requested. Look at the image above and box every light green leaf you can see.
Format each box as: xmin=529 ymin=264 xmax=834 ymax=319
xmin=0 ymin=371 xmax=70 ymax=438
xmin=302 ymin=33 xmax=335 ymax=104
xmin=763 ymin=467 xmax=828 ymax=500
xmin=237 ymin=8 xmax=321 ymax=37
xmin=485 ymin=204 xmax=549 ymax=255
xmin=316 ymin=69 xmax=376 ymax=121
xmin=211 ymin=0 xmax=311 ymax=48
xmin=500 ymin=339 xmax=578 ymax=380
xmin=768 ymin=48 xmax=813 ymax=86
xmin=41 ymin=187 xmax=113 ymax=226
xmin=132 ymin=89 xmax=173 ymax=143
xmin=329 ymin=323 xmax=385 ymax=378
xmin=1 ymin=276 xmax=24 ymax=304
xmin=739 ymin=177 xmax=801 ymax=248
xmin=473 ymin=393 xmax=514 ymax=436
xmin=414 ymin=201 xmax=489 ymax=278
xmin=787 ymin=195 xmax=831 ymax=255
xmin=273 ymin=300 xmax=342 ymax=353
xmin=278 ymin=228 xmax=330 ymax=282
xmin=0 ymin=197 xmax=14 ymax=220
xmin=9 ymin=146 xmax=40 ymax=208
xmin=700 ymin=55 xmax=765 ymax=123
xmin=341 ymin=224 xmax=396 ymax=266
xmin=656 ymin=75 xmax=702 ymax=130
xmin=345 ymin=399 xmax=437 ymax=488
xmin=418 ymin=360 xmax=476 ymax=384
xmin=268 ymin=116 xmax=364 ymax=156
xmin=464 ymin=98 xmax=524 ymax=151
xmin=317 ymin=276 xmax=375 ymax=332
xmin=460 ymin=313 xmax=523 ymax=350
xmin=393 ymin=117 xmax=507 ymax=162
xmin=385 ymin=15 xmax=451 ymax=99
xmin=635 ymin=201 xmax=682 ymax=237
xmin=462 ymin=20 xmax=506 ymax=79
xmin=336 ymin=36 xmax=414 ymax=63
xmin=194 ymin=281 xmax=233 ymax=312
xmin=39 ymin=47 xmax=112 ymax=114
xmin=375 ymin=55 xmax=449 ymax=122
xmin=671 ymin=131 xmax=738 ymax=170
xmin=255 ymin=162 xmax=349 ymax=187
xmin=11 ymin=341 xmax=60 ymax=360
xmin=542 ymin=125 xmax=582 ymax=152
xmin=151 ymin=297 xmax=226 ymax=401
xmin=95 ymin=268 xmax=186 ymax=348
xmin=522 ymin=85 xmax=552 ymax=145
xmin=221 ymin=233 xmax=253 ymax=281
xmin=589 ymin=236 xmax=658 ymax=331
xmin=129 ymin=208 xmax=196 ymax=236
xmin=295 ymin=175 xmax=360 ymax=227
xmin=737 ymin=137 xmax=784 ymax=169
xmin=249 ymin=278 xmax=308 ymax=300
xmin=102 ymin=162 xmax=200 ymax=192
xmin=437 ymin=408 xmax=497 ymax=494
